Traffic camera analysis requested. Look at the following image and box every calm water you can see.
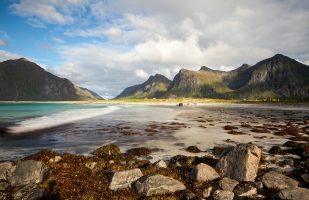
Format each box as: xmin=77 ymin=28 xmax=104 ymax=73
xmin=0 ymin=102 xmax=308 ymax=161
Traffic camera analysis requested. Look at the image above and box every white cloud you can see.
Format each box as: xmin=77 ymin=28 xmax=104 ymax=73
xmin=135 ymin=69 xmax=149 ymax=79
xmin=0 ymin=40 xmax=8 ymax=47
xmin=0 ymin=50 xmax=22 ymax=61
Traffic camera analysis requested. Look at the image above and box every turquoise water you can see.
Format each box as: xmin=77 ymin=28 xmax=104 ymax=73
xmin=0 ymin=103 xmax=108 ymax=123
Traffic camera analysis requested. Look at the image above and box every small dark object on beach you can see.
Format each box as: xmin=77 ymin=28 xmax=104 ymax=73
xmin=269 ymin=146 xmax=285 ymax=155
xmin=126 ymin=147 xmax=152 ymax=157
xmin=185 ymin=146 xmax=202 ymax=153
xmin=227 ymin=130 xmax=247 ymax=135
xmin=223 ymin=125 xmax=238 ymax=130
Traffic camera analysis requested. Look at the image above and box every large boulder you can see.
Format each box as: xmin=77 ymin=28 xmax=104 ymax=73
xmin=216 ymin=143 xmax=261 ymax=181
xmin=92 ymin=144 xmax=121 ymax=159
xmin=212 ymin=190 xmax=234 ymax=200
xmin=218 ymin=177 xmax=239 ymax=191
xmin=109 ymin=168 xmax=143 ymax=190
xmin=275 ymin=187 xmax=309 ymax=200
xmin=8 ymin=160 xmax=50 ymax=187
xmin=191 ymin=163 xmax=220 ymax=182
xmin=134 ymin=174 xmax=186 ymax=196
xmin=261 ymin=171 xmax=299 ymax=191
xmin=0 ymin=162 xmax=15 ymax=181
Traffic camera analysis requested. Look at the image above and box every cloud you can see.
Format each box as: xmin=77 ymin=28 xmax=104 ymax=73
xmin=135 ymin=69 xmax=149 ymax=79
xmin=0 ymin=39 xmax=8 ymax=47
xmin=0 ymin=50 xmax=22 ymax=61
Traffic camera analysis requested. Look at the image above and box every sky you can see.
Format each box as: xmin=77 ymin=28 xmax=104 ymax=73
xmin=0 ymin=0 xmax=309 ymax=98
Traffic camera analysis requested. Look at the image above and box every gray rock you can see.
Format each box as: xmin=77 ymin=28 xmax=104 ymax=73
xmin=261 ymin=171 xmax=299 ymax=191
xmin=0 ymin=162 xmax=15 ymax=181
xmin=13 ymin=184 xmax=46 ymax=200
xmin=184 ymin=192 xmax=196 ymax=200
xmin=216 ymin=143 xmax=261 ymax=182
xmin=191 ymin=163 xmax=220 ymax=182
xmin=203 ymin=187 xmax=212 ymax=198
xmin=219 ymin=177 xmax=239 ymax=191
xmin=154 ymin=160 xmax=167 ymax=168
xmin=234 ymin=185 xmax=257 ymax=197
xmin=0 ymin=181 xmax=9 ymax=191
xmin=8 ymin=160 xmax=50 ymax=187
xmin=276 ymin=187 xmax=309 ymax=200
xmin=301 ymin=174 xmax=309 ymax=183
xmin=212 ymin=190 xmax=234 ymax=200
xmin=109 ymin=168 xmax=143 ymax=190
xmin=134 ymin=174 xmax=186 ymax=196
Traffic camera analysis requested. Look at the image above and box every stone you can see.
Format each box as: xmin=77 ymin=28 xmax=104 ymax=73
xmin=213 ymin=145 xmax=233 ymax=156
xmin=261 ymin=171 xmax=299 ymax=191
xmin=0 ymin=162 xmax=15 ymax=181
xmin=153 ymin=160 xmax=167 ymax=168
xmin=276 ymin=187 xmax=309 ymax=200
xmin=126 ymin=147 xmax=151 ymax=156
xmin=212 ymin=190 xmax=234 ymax=200
xmin=191 ymin=163 xmax=220 ymax=182
xmin=301 ymin=174 xmax=309 ymax=183
xmin=48 ymin=156 xmax=62 ymax=163
xmin=85 ymin=162 xmax=97 ymax=170
xmin=283 ymin=159 xmax=294 ymax=166
xmin=216 ymin=143 xmax=261 ymax=182
xmin=234 ymin=185 xmax=257 ymax=197
xmin=13 ymin=184 xmax=46 ymax=200
xmin=218 ymin=177 xmax=239 ymax=191
xmin=0 ymin=181 xmax=9 ymax=191
xmin=92 ymin=144 xmax=121 ymax=159
xmin=109 ymin=168 xmax=143 ymax=190
xmin=184 ymin=192 xmax=196 ymax=200
xmin=185 ymin=146 xmax=202 ymax=153
xmin=269 ymin=146 xmax=285 ymax=155
xmin=134 ymin=174 xmax=186 ymax=196
xmin=203 ymin=187 xmax=212 ymax=198
xmin=8 ymin=160 xmax=50 ymax=187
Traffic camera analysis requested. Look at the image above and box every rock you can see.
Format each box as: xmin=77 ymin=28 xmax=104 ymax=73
xmin=216 ymin=143 xmax=261 ymax=181
xmin=134 ymin=174 xmax=186 ymax=196
xmin=13 ymin=184 xmax=46 ymax=200
xmin=301 ymin=174 xmax=309 ymax=183
xmin=8 ymin=160 xmax=50 ymax=187
xmin=153 ymin=160 xmax=167 ymax=168
xmin=276 ymin=187 xmax=309 ymax=200
xmin=213 ymin=145 xmax=233 ymax=156
xmin=203 ymin=187 xmax=212 ymax=198
xmin=184 ymin=192 xmax=196 ymax=200
xmin=0 ymin=162 xmax=14 ymax=181
xmin=283 ymin=158 xmax=294 ymax=166
xmin=269 ymin=146 xmax=285 ymax=155
xmin=85 ymin=162 xmax=97 ymax=170
xmin=109 ymin=168 xmax=143 ymax=190
xmin=255 ymin=181 xmax=263 ymax=191
xmin=92 ymin=144 xmax=121 ymax=159
xmin=0 ymin=181 xmax=9 ymax=191
xmin=178 ymin=103 xmax=184 ymax=107
xmin=234 ymin=184 xmax=257 ymax=197
xmin=191 ymin=163 xmax=220 ymax=182
xmin=218 ymin=177 xmax=239 ymax=191
xmin=185 ymin=146 xmax=202 ymax=153
xmin=126 ymin=147 xmax=151 ymax=156
xmin=212 ymin=190 xmax=234 ymax=200
xmin=48 ymin=156 xmax=62 ymax=163
xmin=0 ymin=192 xmax=9 ymax=200
xmin=261 ymin=171 xmax=299 ymax=191
xmin=169 ymin=155 xmax=195 ymax=167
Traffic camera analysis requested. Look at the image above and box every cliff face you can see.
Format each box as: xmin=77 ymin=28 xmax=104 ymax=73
xmin=0 ymin=58 xmax=103 ymax=101
xmin=116 ymin=74 xmax=171 ymax=99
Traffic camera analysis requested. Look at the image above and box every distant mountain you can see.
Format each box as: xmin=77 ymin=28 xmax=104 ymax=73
xmin=118 ymin=54 xmax=309 ymax=100
xmin=0 ymin=58 xmax=103 ymax=101
xmin=116 ymin=74 xmax=171 ymax=99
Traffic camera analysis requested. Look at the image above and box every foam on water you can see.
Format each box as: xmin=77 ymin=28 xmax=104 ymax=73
xmin=8 ymin=106 xmax=120 ymax=134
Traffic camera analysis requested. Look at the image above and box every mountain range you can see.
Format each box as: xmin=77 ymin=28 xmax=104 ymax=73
xmin=117 ymin=54 xmax=309 ymax=100
xmin=0 ymin=58 xmax=103 ymax=101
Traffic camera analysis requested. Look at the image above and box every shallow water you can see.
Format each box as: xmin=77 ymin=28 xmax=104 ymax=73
xmin=0 ymin=103 xmax=308 ymax=161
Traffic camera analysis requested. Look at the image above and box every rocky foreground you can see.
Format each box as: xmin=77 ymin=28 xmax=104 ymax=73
xmin=0 ymin=142 xmax=308 ymax=200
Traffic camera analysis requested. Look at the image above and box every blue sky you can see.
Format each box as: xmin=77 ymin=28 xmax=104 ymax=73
xmin=0 ymin=0 xmax=309 ymax=98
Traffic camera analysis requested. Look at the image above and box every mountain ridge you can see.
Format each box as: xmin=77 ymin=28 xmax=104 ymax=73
xmin=0 ymin=58 xmax=103 ymax=101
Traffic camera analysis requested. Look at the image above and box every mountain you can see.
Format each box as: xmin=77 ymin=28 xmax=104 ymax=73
xmin=116 ymin=74 xmax=171 ymax=99
xmin=0 ymin=58 xmax=103 ymax=101
xmin=167 ymin=54 xmax=309 ymax=100
xmin=118 ymin=54 xmax=309 ymax=100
